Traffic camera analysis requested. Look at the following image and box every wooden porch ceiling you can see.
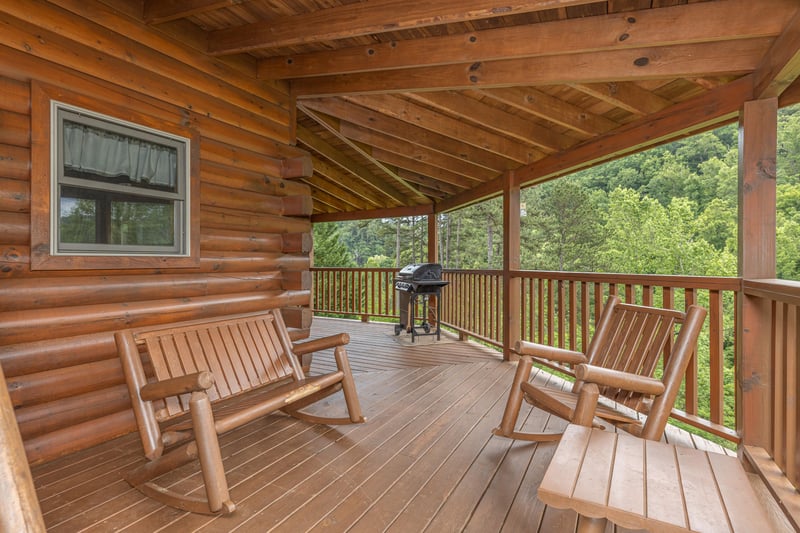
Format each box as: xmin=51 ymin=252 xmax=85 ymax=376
xmin=141 ymin=0 xmax=800 ymax=220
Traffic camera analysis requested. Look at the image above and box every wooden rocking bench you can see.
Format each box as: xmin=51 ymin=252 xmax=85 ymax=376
xmin=116 ymin=309 xmax=365 ymax=515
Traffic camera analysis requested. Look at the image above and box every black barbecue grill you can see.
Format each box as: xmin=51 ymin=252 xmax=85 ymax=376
xmin=394 ymin=263 xmax=449 ymax=341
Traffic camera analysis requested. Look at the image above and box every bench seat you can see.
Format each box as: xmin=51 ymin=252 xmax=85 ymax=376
xmin=116 ymin=309 xmax=365 ymax=515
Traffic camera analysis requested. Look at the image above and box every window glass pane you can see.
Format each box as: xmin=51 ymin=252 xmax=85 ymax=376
xmin=59 ymin=186 xmax=176 ymax=248
xmin=63 ymin=119 xmax=178 ymax=193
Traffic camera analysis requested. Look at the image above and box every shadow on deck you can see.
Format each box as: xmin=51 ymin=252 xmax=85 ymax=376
xmin=31 ymin=318 xmax=747 ymax=533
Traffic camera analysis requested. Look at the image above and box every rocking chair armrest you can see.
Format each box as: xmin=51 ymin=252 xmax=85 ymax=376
xmin=575 ymin=364 xmax=666 ymax=396
xmin=140 ymin=371 xmax=215 ymax=402
xmin=292 ymin=333 xmax=350 ymax=356
xmin=514 ymin=340 xmax=587 ymax=365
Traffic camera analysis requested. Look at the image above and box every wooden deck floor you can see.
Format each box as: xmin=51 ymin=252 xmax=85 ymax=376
xmin=31 ymin=318 xmax=740 ymax=533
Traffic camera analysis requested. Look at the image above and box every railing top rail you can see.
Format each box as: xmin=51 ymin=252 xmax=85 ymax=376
xmin=743 ymin=278 xmax=800 ymax=306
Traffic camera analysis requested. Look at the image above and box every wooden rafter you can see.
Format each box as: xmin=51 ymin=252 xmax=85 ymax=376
xmin=296 ymin=124 xmax=407 ymax=207
xmin=207 ymin=0 xmax=600 ymax=55
xmin=405 ymin=91 xmax=574 ymax=153
xmin=753 ymin=8 xmax=800 ymax=99
xmin=344 ymin=94 xmax=543 ymax=164
xmin=477 ymin=88 xmax=619 ymax=137
xmin=569 ymin=82 xmax=672 ymax=116
xmin=301 ymin=97 xmax=517 ymax=173
xmin=437 ymin=74 xmax=755 ymax=212
xmin=298 ymin=104 xmax=431 ymax=205
xmin=142 ymin=0 xmax=238 ymax=24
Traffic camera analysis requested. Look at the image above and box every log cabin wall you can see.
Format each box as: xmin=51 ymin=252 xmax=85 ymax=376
xmin=0 ymin=1 xmax=314 ymax=464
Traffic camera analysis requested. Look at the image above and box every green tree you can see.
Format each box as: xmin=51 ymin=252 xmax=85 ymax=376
xmin=313 ymin=222 xmax=354 ymax=267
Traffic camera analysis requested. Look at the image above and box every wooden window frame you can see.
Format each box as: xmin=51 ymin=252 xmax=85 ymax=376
xmin=30 ymin=81 xmax=200 ymax=270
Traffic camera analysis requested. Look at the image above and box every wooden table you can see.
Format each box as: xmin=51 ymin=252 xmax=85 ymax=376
xmin=538 ymin=424 xmax=770 ymax=532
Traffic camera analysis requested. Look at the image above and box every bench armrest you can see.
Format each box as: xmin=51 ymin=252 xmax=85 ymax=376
xmin=140 ymin=371 xmax=215 ymax=401
xmin=514 ymin=340 xmax=587 ymax=365
xmin=575 ymin=364 xmax=665 ymax=396
xmin=292 ymin=333 xmax=350 ymax=356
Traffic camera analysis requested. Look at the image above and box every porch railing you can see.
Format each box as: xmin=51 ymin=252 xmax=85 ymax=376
xmin=311 ymin=267 xmax=741 ymax=442
xmin=741 ymin=279 xmax=800 ymax=490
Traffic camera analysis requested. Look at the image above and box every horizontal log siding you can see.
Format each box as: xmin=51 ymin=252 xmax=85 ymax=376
xmin=0 ymin=1 xmax=312 ymax=464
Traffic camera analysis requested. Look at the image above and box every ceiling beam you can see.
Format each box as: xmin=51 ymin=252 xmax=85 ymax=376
xmin=753 ymin=8 xmax=800 ymax=99
xmin=436 ymin=74 xmax=755 ymax=213
xmin=260 ymin=0 xmax=793 ymax=79
xmin=208 ymin=0 xmax=600 ymax=55
xmin=291 ymin=39 xmax=772 ymax=96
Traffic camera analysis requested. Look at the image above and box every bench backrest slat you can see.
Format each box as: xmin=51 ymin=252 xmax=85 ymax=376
xmin=136 ymin=313 xmax=298 ymax=419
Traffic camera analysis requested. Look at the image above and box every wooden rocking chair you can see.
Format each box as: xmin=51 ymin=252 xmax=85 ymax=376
xmin=493 ymin=296 xmax=707 ymax=442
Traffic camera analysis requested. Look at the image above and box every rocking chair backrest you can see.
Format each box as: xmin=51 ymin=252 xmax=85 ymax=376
xmin=578 ymin=296 xmax=686 ymax=412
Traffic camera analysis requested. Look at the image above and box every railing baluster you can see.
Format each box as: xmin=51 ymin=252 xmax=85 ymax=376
xmin=709 ymin=289 xmax=724 ymax=425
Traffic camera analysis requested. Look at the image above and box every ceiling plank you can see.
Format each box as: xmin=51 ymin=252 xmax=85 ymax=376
xmin=569 ymin=81 xmax=672 ymax=116
xmin=340 ymin=122 xmax=495 ymax=183
xmin=300 ymin=98 xmax=519 ymax=172
xmin=396 ymin=170 xmax=463 ymax=198
xmin=296 ymin=124 xmax=407 ymax=206
xmin=406 ymin=91 xmax=574 ymax=152
xmin=208 ymin=0 xmax=601 ymax=54
xmin=260 ymin=0 xmax=792 ymax=79
xmin=437 ymin=74 xmax=754 ymax=212
xmin=291 ymin=39 xmax=772 ymax=96
xmin=143 ymin=0 xmax=237 ymax=24
xmin=299 ymin=104 xmax=431 ymax=205
xmin=753 ymin=8 xmax=800 ymax=99
xmin=304 ymin=160 xmax=380 ymax=211
xmin=371 ymin=148 xmax=477 ymax=191
xmin=345 ymin=94 xmax=543 ymax=164
xmin=478 ymin=87 xmax=619 ymax=137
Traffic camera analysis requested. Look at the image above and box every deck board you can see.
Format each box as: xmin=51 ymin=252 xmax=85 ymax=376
xmin=31 ymin=318 xmax=737 ymax=532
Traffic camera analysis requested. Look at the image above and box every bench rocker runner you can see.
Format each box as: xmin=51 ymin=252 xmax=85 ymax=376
xmin=116 ymin=309 xmax=365 ymax=515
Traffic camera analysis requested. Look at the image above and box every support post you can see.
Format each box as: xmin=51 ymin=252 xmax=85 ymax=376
xmin=503 ymin=171 xmax=522 ymax=361
xmin=737 ymin=97 xmax=778 ymax=449
xmin=427 ymin=213 xmax=438 ymax=264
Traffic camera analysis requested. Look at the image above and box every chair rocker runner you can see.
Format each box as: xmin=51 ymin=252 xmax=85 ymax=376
xmin=494 ymin=296 xmax=707 ymax=442
xmin=116 ymin=309 xmax=365 ymax=515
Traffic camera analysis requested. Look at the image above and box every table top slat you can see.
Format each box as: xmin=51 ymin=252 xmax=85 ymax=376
xmin=644 ymin=439 xmax=688 ymax=528
xmin=675 ymin=446 xmax=732 ymax=532
xmin=707 ymin=450 xmax=771 ymax=531
xmin=572 ymin=428 xmax=617 ymax=505
xmin=607 ymin=431 xmax=645 ymax=517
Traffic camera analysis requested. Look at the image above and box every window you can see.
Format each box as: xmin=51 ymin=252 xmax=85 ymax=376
xmin=53 ymin=102 xmax=189 ymax=255
xmin=31 ymin=81 xmax=199 ymax=270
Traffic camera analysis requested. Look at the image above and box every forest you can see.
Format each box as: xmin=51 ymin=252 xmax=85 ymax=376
xmin=315 ymin=104 xmax=800 ymax=281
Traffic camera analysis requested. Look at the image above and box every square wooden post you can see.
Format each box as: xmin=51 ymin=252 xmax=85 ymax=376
xmin=737 ymin=97 xmax=777 ymax=449
xmin=427 ymin=213 xmax=438 ymax=264
xmin=503 ymin=171 xmax=522 ymax=361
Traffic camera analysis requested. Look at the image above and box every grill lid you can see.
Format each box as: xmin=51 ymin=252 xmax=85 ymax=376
xmin=397 ymin=263 xmax=443 ymax=281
